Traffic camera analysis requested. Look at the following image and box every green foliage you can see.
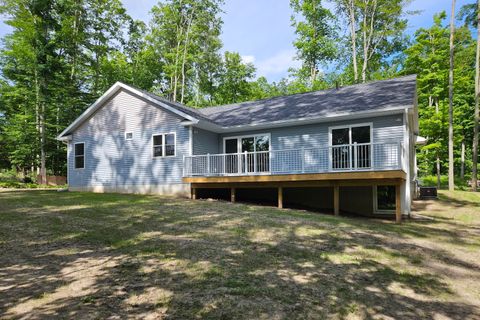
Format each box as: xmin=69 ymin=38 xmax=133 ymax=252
xmin=290 ymin=0 xmax=337 ymax=86
xmin=211 ymin=51 xmax=256 ymax=105
xmin=404 ymin=12 xmax=476 ymax=178
xmin=0 ymin=0 xmax=477 ymax=189
xmin=420 ymin=175 xmax=471 ymax=190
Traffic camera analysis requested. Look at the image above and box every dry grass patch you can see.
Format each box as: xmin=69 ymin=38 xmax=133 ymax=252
xmin=0 ymin=189 xmax=479 ymax=319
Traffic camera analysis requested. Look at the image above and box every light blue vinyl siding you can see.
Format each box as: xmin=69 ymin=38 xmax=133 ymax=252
xmin=218 ymin=114 xmax=404 ymax=151
xmin=67 ymin=88 xmax=405 ymax=191
xmin=214 ymin=114 xmax=404 ymax=174
xmin=193 ymin=128 xmax=219 ymax=155
xmin=68 ymin=89 xmax=189 ymax=189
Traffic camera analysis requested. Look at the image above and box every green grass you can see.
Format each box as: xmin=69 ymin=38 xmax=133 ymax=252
xmin=0 ymin=190 xmax=479 ymax=319
xmin=420 ymin=174 xmax=473 ymax=190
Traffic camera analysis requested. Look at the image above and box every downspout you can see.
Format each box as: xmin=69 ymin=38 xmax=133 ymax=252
xmin=403 ymin=109 xmax=411 ymax=217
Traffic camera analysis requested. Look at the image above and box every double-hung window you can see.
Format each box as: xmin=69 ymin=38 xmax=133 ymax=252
xmin=153 ymin=133 xmax=176 ymax=158
xmin=74 ymin=142 xmax=85 ymax=169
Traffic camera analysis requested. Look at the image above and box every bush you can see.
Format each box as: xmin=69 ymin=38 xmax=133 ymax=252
xmin=419 ymin=175 xmax=471 ymax=190
xmin=0 ymin=169 xmax=20 ymax=183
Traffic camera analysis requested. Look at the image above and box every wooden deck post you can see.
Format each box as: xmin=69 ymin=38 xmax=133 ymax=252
xmin=231 ymin=188 xmax=236 ymax=203
xmin=333 ymin=185 xmax=340 ymax=216
xmin=278 ymin=186 xmax=283 ymax=209
xmin=191 ymin=187 xmax=197 ymax=200
xmin=396 ymin=184 xmax=402 ymax=223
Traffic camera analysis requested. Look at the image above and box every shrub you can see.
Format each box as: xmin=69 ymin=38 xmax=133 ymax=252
xmin=419 ymin=175 xmax=471 ymax=190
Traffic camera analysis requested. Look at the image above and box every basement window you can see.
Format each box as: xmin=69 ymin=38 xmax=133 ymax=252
xmin=374 ymin=185 xmax=396 ymax=213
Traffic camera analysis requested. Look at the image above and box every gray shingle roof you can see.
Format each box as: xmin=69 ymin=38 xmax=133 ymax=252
xmin=133 ymin=75 xmax=416 ymax=128
xmin=138 ymin=89 xmax=216 ymax=124
xmin=195 ymin=75 xmax=416 ymax=127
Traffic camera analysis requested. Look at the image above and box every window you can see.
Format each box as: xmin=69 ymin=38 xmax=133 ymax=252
xmin=74 ymin=142 xmax=85 ymax=169
xmin=330 ymin=124 xmax=372 ymax=170
xmin=153 ymin=133 xmax=175 ymax=158
xmin=165 ymin=133 xmax=175 ymax=156
xmin=125 ymin=132 xmax=133 ymax=140
xmin=224 ymin=134 xmax=270 ymax=173
xmin=375 ymin=185 xmax=396 ymax=213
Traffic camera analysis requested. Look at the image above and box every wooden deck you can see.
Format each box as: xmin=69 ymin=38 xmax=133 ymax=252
xmin=185 ymin=170 xmax=405 ymax=223
xmin=183 ymin=170 xmax=406 ymax=185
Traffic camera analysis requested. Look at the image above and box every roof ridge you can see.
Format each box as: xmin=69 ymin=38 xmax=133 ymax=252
xmin=198 ymin=74 xmax=417 ymax=113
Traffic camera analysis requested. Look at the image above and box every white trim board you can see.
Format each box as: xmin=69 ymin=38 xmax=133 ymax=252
xmin=222 ymin=133 xmax=272 ymax=153
xmin=74 ymin=141 xmax=85 ymax=170
xmin=57 ymin=82 xmax=200 ymax=140
xmin=152 ymin=132 xmax=177 ymax=158
xmin=372 ymin=185 xmax=396 ymax=214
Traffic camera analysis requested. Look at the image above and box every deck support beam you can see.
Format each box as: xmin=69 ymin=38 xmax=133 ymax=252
xmin=333 ymin=185 xmax=340 ymax=216
xmin=191 ymin=187 xmax=197 ymax=200
xmin=231 ymin=188 xmax=236 ymax=203
xmin=395 ymin=184 xmax=402 ymax=223
xmin=278 ymin=186 xmax=283 ymax=209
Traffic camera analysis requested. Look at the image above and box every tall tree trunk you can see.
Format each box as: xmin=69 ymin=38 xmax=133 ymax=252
xmin=180 ymin=9 xmax=195 ymax=104
xmin=360 ymin=0 xmax=377 ymax=83
xmin=435 ymin=98 xmax=441 ymax=189
xmin=34 ymin=68 xmax=40 ymax=177
xmin=472 ymin=0 xmax=480 ymax=192
xmin=448 ymin=0 xmax=456 ymax=191
xmin=347 ymin=0 xmax=358 ymax=82
xmin=39 ymin=99 xmax=46 ymax=185
xmin=437 ymin=151 xmax=441 ymax=189
xmin=461 ymin=139 xmax=465 ymax=180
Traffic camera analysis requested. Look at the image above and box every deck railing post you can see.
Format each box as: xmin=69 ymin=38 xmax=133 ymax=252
xmin=182 ymin=155 xmax=185 ymax=177
xmin=397 ymin=142 xmax=402 ymax=170
xmin=207 ymin=153 xmax=210 ymax=176
xmin=301 ymin=148 xmax=305 ymax=173
xmin=244 ymin=151 xmax=248 ymax=174
xmin=238 ymin=152 xmax=242 ymax=175
xmin=353 ymin=142 xmax=358 ymax=170
xmin=371 ymin=143 xmax=374 ymax=170
xmin=254 ymin=151 xmax=257 ymax=174
xmin=349 ymin=144 xmax=353 ymax=170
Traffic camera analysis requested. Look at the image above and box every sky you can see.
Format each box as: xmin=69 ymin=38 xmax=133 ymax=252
xmin=0 ymin=0 xmax=473 ymax=82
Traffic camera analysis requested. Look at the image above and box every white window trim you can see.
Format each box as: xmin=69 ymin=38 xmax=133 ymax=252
xmin=222 ymin=133 xmax=271 ymax=153
xmin=152 ymin=132 xmax=177 ymax=158
xmin=328 ymin=123 xmax=373 ymax=171
xmin=125 ymin=132 xmax=133 ymax=140
xmin=74 ymin=142 xmax=85 ymax=170
xmin=372 ymin=185 xmax=396 ymax=214
xmin=328 ymin=122 xmax=373 ymax=146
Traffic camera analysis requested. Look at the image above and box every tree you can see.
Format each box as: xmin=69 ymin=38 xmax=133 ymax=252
xmin=471 ymin=0 xmax=480 ymax=191
xmin=404 ymin=11 xmax=475 ymax=187
xmin=333 ymin=0 xmax=410 ymax=83
xmin=212 ymin=51 xmax=256 ymax=105
xmin=290 ymin=0 xmax=337 ymax=86
xmin=148 ymin=0 xmax=223 ymax=104
xmin=0 ymin=0 xmax=137 ymax=178
xmin=448 ymin=0 xmax=456 ymax=191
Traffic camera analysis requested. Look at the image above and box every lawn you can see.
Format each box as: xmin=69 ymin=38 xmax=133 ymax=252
xmin=0 ymin=190 xmax=479 ymax=319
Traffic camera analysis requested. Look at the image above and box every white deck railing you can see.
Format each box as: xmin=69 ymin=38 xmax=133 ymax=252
xmin=183 ymin=142 xmax=403 ymax=177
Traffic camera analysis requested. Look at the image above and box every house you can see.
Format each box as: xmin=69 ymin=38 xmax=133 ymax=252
xmin=57 ymin=75 xmax=418 ymax=222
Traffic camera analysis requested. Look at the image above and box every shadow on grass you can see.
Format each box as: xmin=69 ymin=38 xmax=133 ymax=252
xmin=0 ymin=190 xmax=479 ymax=319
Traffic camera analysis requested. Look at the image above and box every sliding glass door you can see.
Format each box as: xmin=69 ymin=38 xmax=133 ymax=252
xmin=331 ymin=124 xmax=371 ymax=170
xmin=224 ymin=134 xmax=270 ymax=174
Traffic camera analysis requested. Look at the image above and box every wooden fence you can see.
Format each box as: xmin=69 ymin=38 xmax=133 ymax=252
xmin=36 ymin=175 xmax=67 ymax=186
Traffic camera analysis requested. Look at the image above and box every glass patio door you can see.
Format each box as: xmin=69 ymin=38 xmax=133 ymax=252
xmin=224 ymin=135 xmax=270 ymax=174
xmin=331 ymin=125 xmax=371 ymax=170
xmin=225 ymin=138 xmax=238 ymax=174
xmin=241 ymin=137 xmax=255 ymax=173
